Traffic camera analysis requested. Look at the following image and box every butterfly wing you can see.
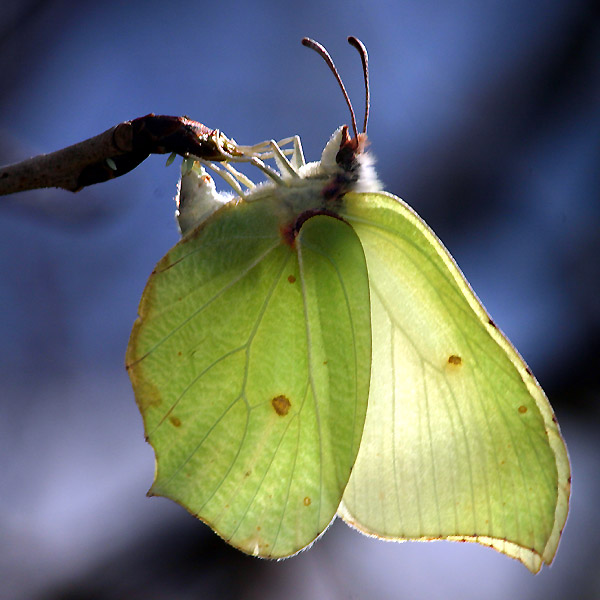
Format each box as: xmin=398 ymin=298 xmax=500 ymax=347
xmin=338 ymin=191 xmax=570 ymax=573
xmin=126 ymin=202 xmax=371 ymax=558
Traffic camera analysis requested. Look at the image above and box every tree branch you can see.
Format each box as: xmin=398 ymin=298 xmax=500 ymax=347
xmin=0 ymin=114 xmax=229 ymax=196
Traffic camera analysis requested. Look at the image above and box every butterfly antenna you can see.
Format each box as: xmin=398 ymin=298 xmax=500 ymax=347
xmin=347 ymin=36 xmax=369 ymax=134
xmin=301 ymin=37 xmax=359 ymax=140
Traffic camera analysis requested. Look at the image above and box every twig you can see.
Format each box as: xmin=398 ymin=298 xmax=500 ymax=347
xmin=0 ymin=114 xmax=228 ymax=196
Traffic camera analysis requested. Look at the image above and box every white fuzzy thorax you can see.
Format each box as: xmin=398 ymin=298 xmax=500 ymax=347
xmin=175 ymin=126 xmax=381 ymax=236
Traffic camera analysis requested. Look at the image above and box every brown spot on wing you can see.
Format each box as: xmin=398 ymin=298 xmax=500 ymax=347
xmin=448 ymin=354 xmax=462 ymax=366
xmin=287 ymin=275 xmax=296 ymax=283
xmin=169 ymin=416 xmax=182 ymax=427
xmin=271 ymin=395 xmax=291 ymax=416
xmin=518 ymin=405 xmax=528 ymax=414
xmin=303 ymin=496 xmax=311 ymax=506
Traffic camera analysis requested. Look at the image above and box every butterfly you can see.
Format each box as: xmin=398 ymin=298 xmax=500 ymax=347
xmin=125 ymin=37 xmax=569 ymax=573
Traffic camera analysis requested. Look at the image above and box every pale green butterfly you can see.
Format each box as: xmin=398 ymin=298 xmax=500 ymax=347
xmin=126 ymin=37 xmax=570 ymax=573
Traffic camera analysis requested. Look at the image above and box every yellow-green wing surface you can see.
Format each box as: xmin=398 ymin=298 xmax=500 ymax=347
xmin=339 ymin=191 xmax=570 ymax=573
xmin=127 ymin=203 xmax=371 ymax=558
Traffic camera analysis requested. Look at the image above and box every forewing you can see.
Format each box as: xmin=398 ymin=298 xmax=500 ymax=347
xmin=339 ymin=191 xmax=570 ymax=573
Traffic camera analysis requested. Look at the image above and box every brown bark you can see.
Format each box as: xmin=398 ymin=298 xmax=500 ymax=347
xmin=0 ymin=114 xmax=227 ymax=196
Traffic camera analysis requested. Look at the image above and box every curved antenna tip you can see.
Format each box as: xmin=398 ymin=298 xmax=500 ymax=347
xmin=301 ymin=37 xmax=359 ymax=140
xmin=347 ymin=37 xmax=370 ymax=134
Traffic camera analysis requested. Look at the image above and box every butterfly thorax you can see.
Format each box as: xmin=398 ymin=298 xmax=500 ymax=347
xmin=176 ymin=126 xmax=380 ymax=238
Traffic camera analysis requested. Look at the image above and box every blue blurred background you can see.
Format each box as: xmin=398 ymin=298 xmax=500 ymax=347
xmin=1 ymin=0 xmax=598 ymax=598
